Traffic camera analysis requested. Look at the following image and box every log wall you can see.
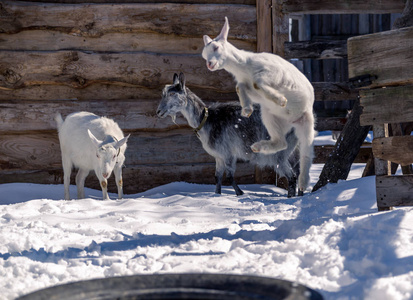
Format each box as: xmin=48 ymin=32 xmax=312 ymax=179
xmin=0 ymin=0 xmax=402 ymax=195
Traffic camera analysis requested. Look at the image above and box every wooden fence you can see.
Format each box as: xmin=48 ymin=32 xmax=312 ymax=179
xmin=0 ymin=0 xmax=405 ymax=195
xmin=348 ymin=26 xmax=413 ymax=210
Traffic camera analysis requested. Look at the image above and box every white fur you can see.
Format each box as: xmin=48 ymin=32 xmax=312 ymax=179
xmin=55 ymin=112 xmax=129 ymax=200
xmin=202 ymin=17 xmax=316 ymax=194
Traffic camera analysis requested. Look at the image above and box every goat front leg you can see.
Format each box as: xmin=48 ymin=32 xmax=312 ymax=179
xmin=253 ymin=81 xmax=287 ymax=107
xmin=114 ymin=162 xmax=123 ymax=199
xmin=96 ymin=172 xmax=110 ymax=200
xmin=236 ymin=82 xmax=254 ymax=118
xmin=214 ymin=158 xmax=225 ymax=194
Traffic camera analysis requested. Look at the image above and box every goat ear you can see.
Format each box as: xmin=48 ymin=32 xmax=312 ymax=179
xmin=173 ymin=73 xmax=179 ymax=85
xmin=115 ymin=134 xmax=130 ymax=149
xmin=203 ymin=35 xmax=212 ymax=45
xmin=88 ymin=129 xmax=102 ymax=148
xmin=216 ymin=16 xmax=229 ymax=42
xmin=179 ymin=72 xmax=185 ymax=90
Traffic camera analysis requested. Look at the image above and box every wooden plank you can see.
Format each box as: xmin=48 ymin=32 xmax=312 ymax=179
xmin=359 ymin=85 xmax=413 ymax=126
xmin=284 ymin=40 xmax=347 ymax=59
xmin=4 ymin=0 xmax=256 ymax=4
xmin=272 ymin=0 xmax=289 ymax=56
xmin=256 ymin=0 xmax=273 ymax=53
xmin=0 ymin=50 xmax=234 ymax=91
xmin=376 ymin=175 xmax=413 ymax=207
xmin=0 ymin=1 xmax=256 ymax=39
xmin=0 ymin=81 xmax=356 ymax=102
xmin=372 ymin=136 xmax=413 ymax=166
xmin=276 ymin=0 xmax=405 ymax=14
xmin=313 ymin=82 xmax=358 ymax=102
xmin=348 ymin=27 xmax=413 ymax=88
xmin=0 ymin=30 xmax=255 ymax=53
xmin=0 ymin=84 xmax=238 ymax=102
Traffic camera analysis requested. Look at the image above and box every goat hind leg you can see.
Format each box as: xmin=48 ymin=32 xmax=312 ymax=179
xmin=226 ymin=158 xmax=244 ymax=196
xmin=76 ymin=168 xmax=89 ymax=199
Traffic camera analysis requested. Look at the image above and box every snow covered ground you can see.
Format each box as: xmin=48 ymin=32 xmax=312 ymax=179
xmin=1 ymin=134 xmax=413 ymax=299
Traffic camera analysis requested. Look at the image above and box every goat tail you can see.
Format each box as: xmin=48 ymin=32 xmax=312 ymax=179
xmin=54 ymin=113 xmax=64 ymax=129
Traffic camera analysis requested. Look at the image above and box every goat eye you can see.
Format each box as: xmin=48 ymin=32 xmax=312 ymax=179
xmin=213 ymin=46 xmax=219 ymax=52
xmin=96 ymin=154 xmax=100 ymax=158
xmin=170 ymin=92 xmax=176 ymax=96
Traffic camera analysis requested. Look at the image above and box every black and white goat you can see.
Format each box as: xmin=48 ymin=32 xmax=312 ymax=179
xmin=157 ymin=73 xmax=299 ymax=197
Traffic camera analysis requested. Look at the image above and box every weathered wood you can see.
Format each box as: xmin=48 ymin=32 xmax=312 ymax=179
xmin=0 ymin=30 xmax=255 ymax=53
xmin=359 ymin=85 xmax=413 ymax=126
xmin=0 ymin=81 xmax=357 ymax=102
xmin=277 ymin=0 xmax=405 ymax=14
xmin=0 ymin=1 xmax=256 ymax=39
xmin=376 ymin=175 xmax=413 ymax=207
xmin=372 ymin=136 xmax=413 ymax=166
xmin=257 ymin=0 xmax=272 ymax=53
xmin=348 ymin=27 xmax=413 ymax=88
xmin=284 ymin=40 xmax=347 ymax=59
xmin=272 ymin=0 xmax=289 ymax=56
xmin=0 ymin=50 xmax=234 ymax=91
xmin=312 ymin=98 xmax=370 ymax=192
xmin=312 ymin=82 xmax=358 ymax=102
xmin=4 ymin=0 xmax=256 ymax=4
xmin=0 ymin=84 xmax=238 ymax=102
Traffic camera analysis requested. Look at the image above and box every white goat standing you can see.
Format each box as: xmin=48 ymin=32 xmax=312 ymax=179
xmin=202 ymin=17 xmax=315 ymax=195
xmin=55 ymin=112 xmax=129 ymax=200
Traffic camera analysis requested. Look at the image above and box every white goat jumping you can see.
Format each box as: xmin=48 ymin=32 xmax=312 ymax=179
xmin=55 ymin=112 xmax=129 ymax=200
xmin=202 ymin=17 xmax=315 ymax=195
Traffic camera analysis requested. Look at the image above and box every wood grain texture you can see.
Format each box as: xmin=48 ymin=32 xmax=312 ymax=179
xmin=348 ymin=27 xmax=413 ymax=88
xmin=376 ymin=175 xmax=413 ymax=207
xmin=0 ymin=50 xmax=234 ymax=91
xmin=277 ymin=0 xmax=405 ymax=14
xmin=0 ymin=1 xmax=256 ymax=39
xmin=359 ymin=85 xmax=413 ymax=126
xmin=284 ymin=40 xmax=347 ymax=59
xmin=373 ymin=136 xmax=413 ymax=166
xmin=0 ymin=30 xmax=255 ymax=53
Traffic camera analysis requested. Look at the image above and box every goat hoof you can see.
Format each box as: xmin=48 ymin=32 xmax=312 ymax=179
xmin=279 ymin=97 xmax=288 ymax=107
xmin=298 ymin=189 xmax=304 ymax=196
xmin=241 ymin=107 xmax=253 ymax=118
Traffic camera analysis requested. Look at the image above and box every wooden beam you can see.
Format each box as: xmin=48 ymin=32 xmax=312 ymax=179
xmin=376 ymin=175 xmax=413 ymax=207
xmin=372 ymin=136 xmax=413 ymax=166
xmin=359 ymin=85 xmax=413 ymax=126
xmin=348 ymin=27 xmax=413 ymax=88
xmin=256 ymin=0 xmax=273 ymax=53
xmin=0 ymin=1 xmax=256 ymax=39
xmin=272 ymin=0 xmax=289 ymax=56
xmin=278 ymin=0 xmax=405 ymax=14
xmin=0 ymin=50 xmax=234 ymax=91
xmin=284 ymin=40 xmax=347 ymax=59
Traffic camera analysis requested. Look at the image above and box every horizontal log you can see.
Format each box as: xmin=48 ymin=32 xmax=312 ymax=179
xmin=284 ymin=40 xmax=347 ymax=59
xmin=1 ymin=0 xmax=256 ymax=5
xmin=0 ymin=162 xmax=260 ymax=195
xmin=0 ymin=81 xmax=356 ymax=103
xmin=278 ymin=0 xmax=405 ymax=14
xmin=0 ymin=1 xmax=256 ymax=39
xmin=359 ymin=85 xmax=413 ymax=126
xmin=373 ymin=136 xmax=413 ymax=166
xmin=376 ymin=175 xmax=413 ymax=207
xmin=0 ymin=50 xmax=234 ymax=91
xmin=348 ymin=27 xmax=413 ymax=88
xmin=0 ymin=84 xmax=237 ymax=102
xmin=313 ymin=144 xmax=371 ymax=164
xmin=0 ymin=30 xmax=255 ymax=53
